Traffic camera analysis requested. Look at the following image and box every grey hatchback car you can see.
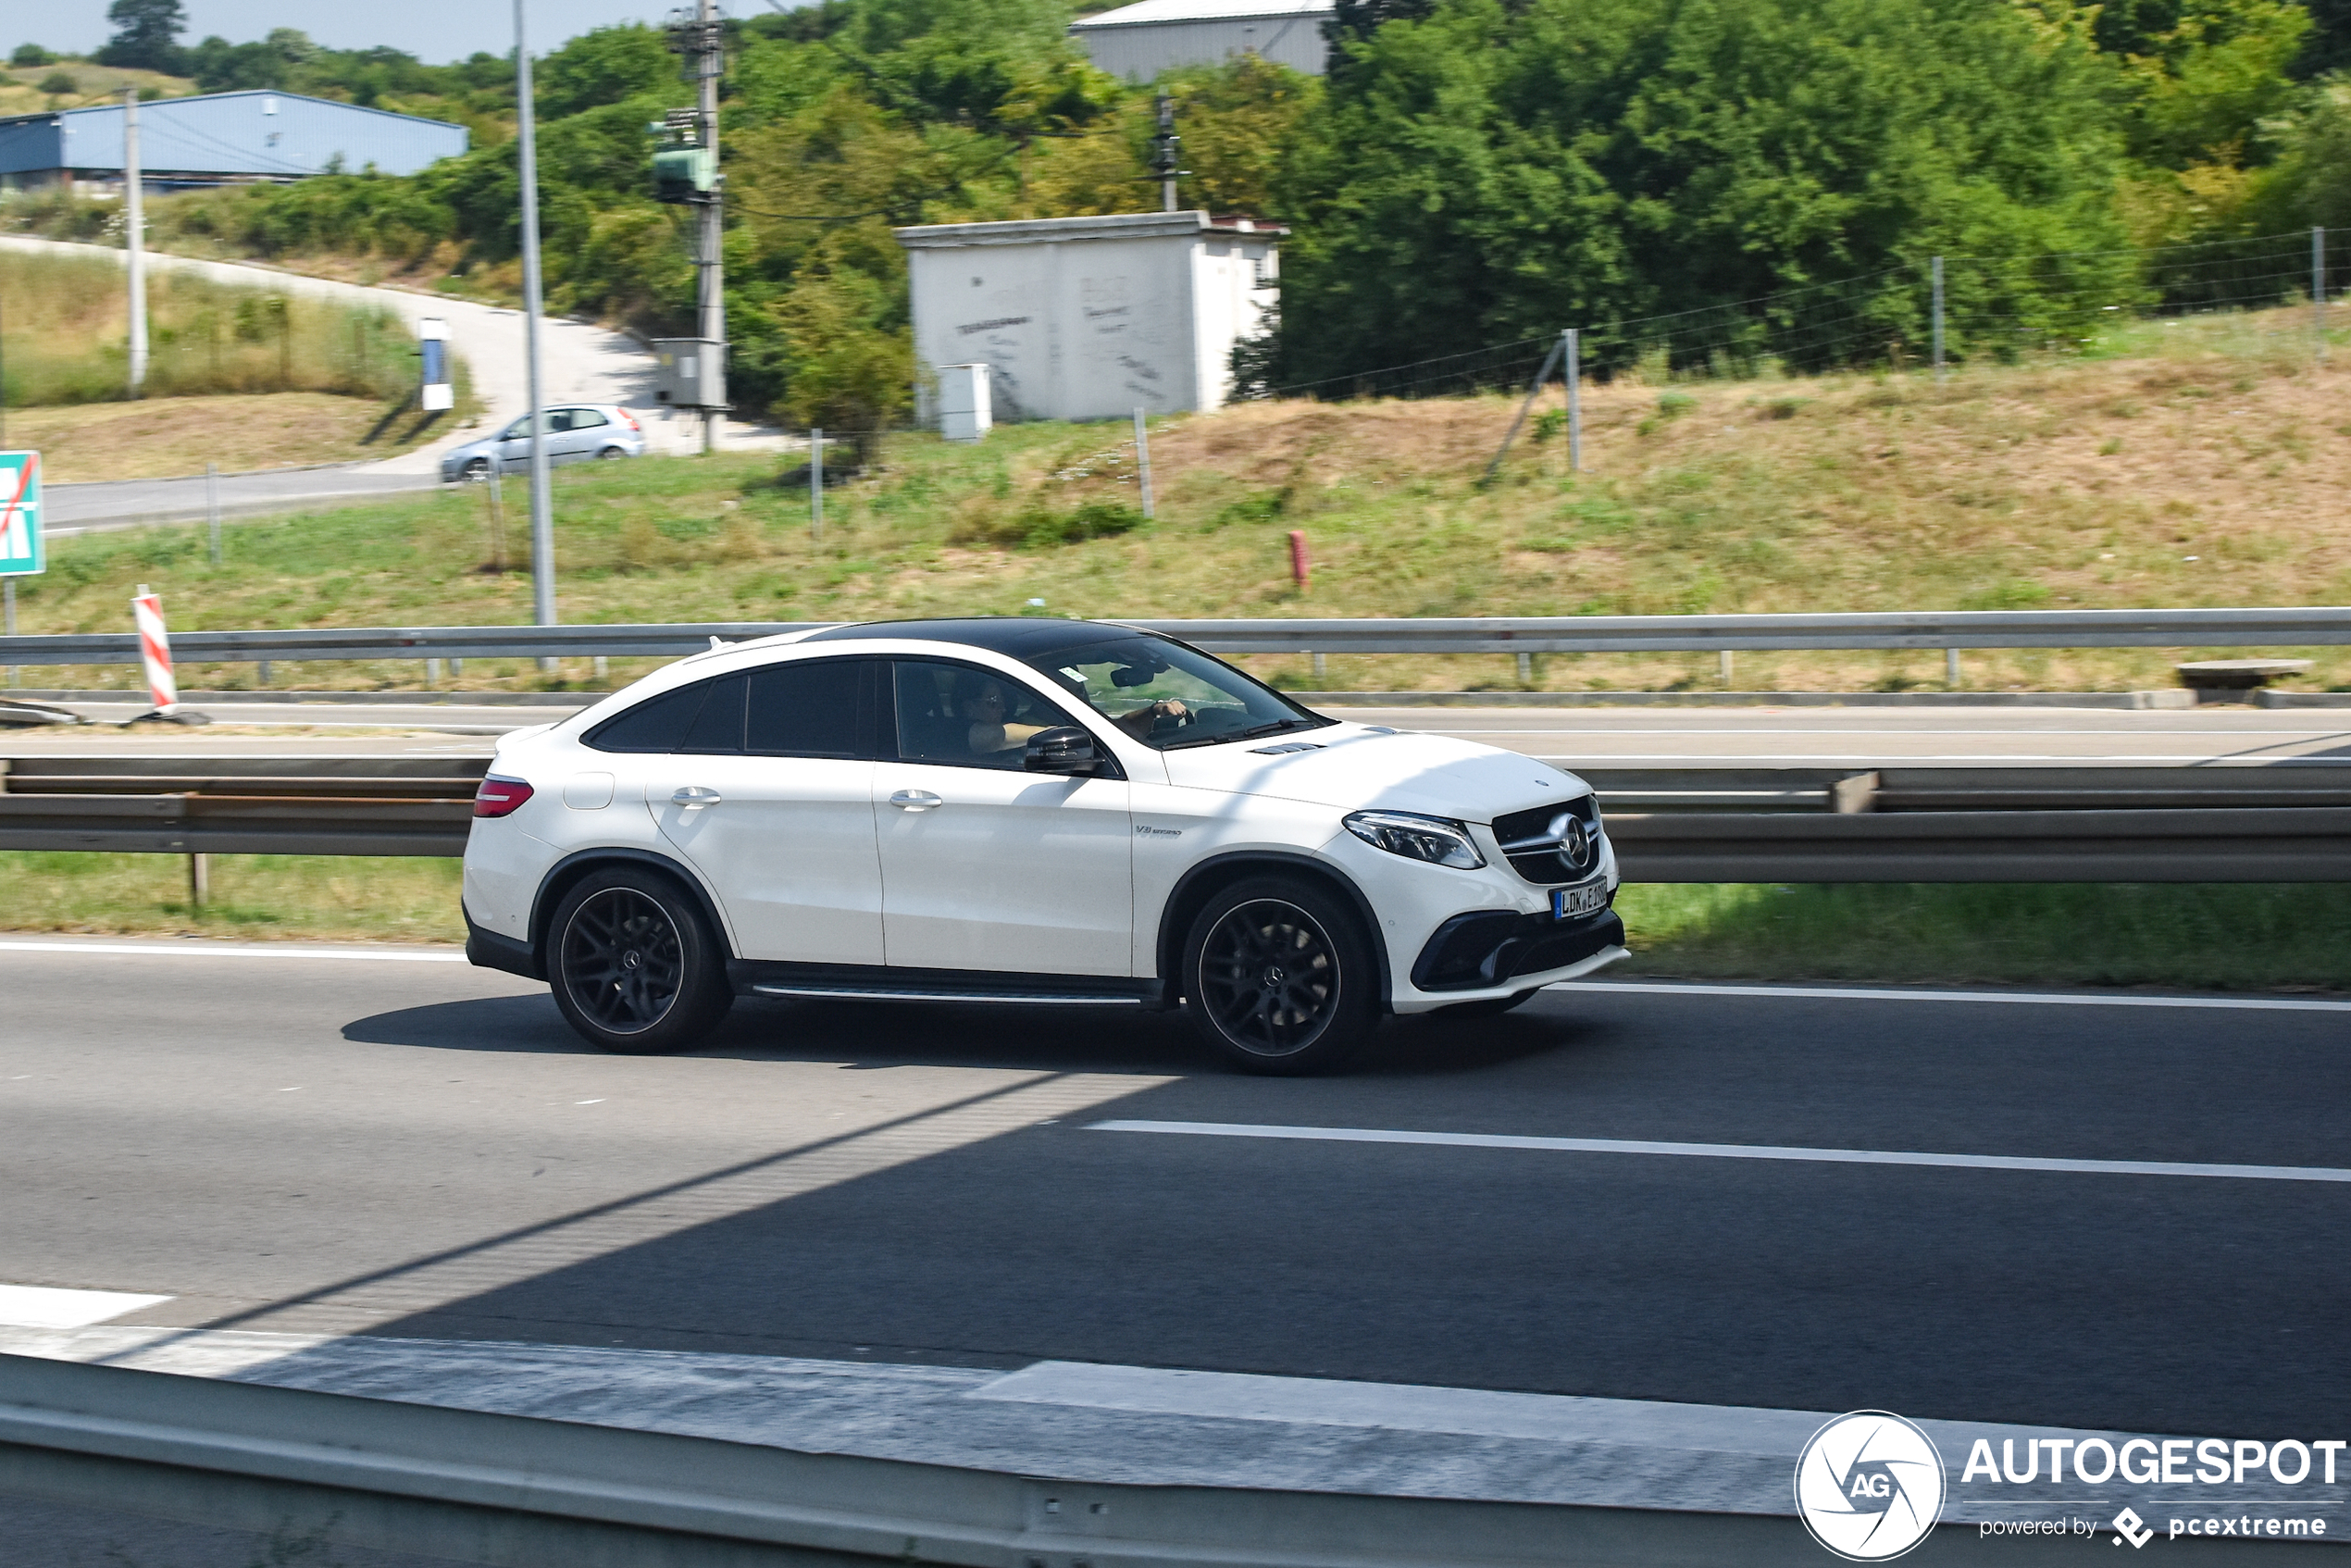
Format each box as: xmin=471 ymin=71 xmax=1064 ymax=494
xmin=441 ymin=404 xmax=647 ymax=481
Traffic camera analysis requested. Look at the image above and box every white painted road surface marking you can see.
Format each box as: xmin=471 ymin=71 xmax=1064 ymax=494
xmin=1554 ymin=979 xmax=2351 ymax=1012
xmin=0 ymin=940 xmax=466 ymax=963
xmin=0 ymin=1284 xmax=174 ymax=1328
xmin=1087 ymin=1121 xmax=2351 ymax=1184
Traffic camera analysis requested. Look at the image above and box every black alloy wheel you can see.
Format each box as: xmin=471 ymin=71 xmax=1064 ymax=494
xmin=1184 ymin=877 xmax=1379 ymax=1074
xmin=547 ymin=867 xmax=732 ymax=1053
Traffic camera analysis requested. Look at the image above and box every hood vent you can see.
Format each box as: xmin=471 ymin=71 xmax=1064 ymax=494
xmin=1250 ymin=740 xmax=1326 ymax=755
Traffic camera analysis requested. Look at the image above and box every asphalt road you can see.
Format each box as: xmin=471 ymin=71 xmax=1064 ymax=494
xmin=6 ymin=702 xmax=2350 ymax=766
xmin=2 ymin=937 xmax=2345 ymax=1440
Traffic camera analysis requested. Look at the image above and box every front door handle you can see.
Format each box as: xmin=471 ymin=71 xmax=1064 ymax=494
xmin=672 ymin=786 xmax=723 ymax=807
xmin=888 ymin=790 xmax=943 ymax=812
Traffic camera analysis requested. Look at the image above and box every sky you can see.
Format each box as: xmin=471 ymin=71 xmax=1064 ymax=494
xmin=22 ymin=2 xmax=721 ymax=64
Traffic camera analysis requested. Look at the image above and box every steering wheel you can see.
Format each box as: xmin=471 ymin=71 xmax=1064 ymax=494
xmin=1150 ymin=702 xmax=1196 ymax=736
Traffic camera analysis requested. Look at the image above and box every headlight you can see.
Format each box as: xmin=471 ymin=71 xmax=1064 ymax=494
xmin=1343 ymin=810 xmax=1486 ymax=869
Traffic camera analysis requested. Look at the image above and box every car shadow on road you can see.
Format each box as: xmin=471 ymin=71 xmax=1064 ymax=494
xmin=340 ymin=992 xmax=1598 ymax=1078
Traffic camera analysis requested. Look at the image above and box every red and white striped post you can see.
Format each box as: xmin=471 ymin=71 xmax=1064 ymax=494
xmin=131 ymin=585 xmax=178 ymax=713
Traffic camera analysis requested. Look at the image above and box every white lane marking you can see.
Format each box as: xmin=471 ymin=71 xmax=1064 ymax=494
xmin=1555 ymin=979 xmax=2351 ymax=1013
xmin=1087 ymin=1120 xmax=2351 ymax=1184
xmin=576 ymin=1099 xmax=605 ymax=1105
xmin=0 ymin=940 xmax=466 ymax=963
xmin=0 ymin=1285 xmax=174 ymax=1329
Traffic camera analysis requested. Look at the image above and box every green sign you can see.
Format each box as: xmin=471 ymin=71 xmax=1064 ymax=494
xmin=0 ymin=451 xmax=41 ymax=578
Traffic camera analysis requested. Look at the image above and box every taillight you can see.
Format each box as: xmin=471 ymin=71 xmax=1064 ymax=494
xmin=474 ymin=776 xmax=535 ymax=817
xmin=616 ymin=407 xmax=641 ymax=431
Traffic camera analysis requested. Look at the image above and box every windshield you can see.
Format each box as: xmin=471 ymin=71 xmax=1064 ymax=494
xmin=1024 ymin=635 xmax=1333 ymax=751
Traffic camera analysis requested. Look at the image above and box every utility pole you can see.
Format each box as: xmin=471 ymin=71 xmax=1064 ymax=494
xmin=123 ymin=87 xmax=148 ymax=396
xmin=1152 ymin=94 xmax=1185 ymax=213
xmin=666 ymin=2 xmax=727 ymax=454
xmin=515 ymin=0 xmax=556 ymax=644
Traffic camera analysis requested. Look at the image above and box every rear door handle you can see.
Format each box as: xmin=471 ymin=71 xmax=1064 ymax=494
xmin=888 ymin=790 xmax=943 ymax=812
xmin=672 ymin=786 xmax=723 ymax=807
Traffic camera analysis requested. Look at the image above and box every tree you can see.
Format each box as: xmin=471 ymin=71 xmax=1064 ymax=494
xmin=11 ymin=43 xmax=56 ymax=68
xmin=95 ymin=0 xmax=188 ymax=73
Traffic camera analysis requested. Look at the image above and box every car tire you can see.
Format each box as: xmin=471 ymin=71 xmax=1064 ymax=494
xmin=546 ymin=866 xmax=732 ymax=1054
xmin=595 ymin=445 xmax=626 ymax=460
xmin=1433 ymin=989 xmax=1542 ymax=1020
xmin=461 ymin=457 xmax=492 ymax=482
xmin=1182 ymin=877 xmax=1380 ymax=1075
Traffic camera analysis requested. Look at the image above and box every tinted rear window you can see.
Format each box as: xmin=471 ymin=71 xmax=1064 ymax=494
xmin=748 ymin=661 xmax=863 ymax=757
xmin=585 ymin=682 xmax=712 ymax=753
xmin=678 ymin=675 xmax=747 ymax=753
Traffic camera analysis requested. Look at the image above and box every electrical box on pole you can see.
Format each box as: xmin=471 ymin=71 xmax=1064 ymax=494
xmin=652 ymin=338 xmax=727 ymax=412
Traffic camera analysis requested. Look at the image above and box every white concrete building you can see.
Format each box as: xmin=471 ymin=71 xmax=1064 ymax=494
xmin=896 ymin=210 xmax=1284 ymax=425
xmin=1069 ymin=0 xmax=1333 ymax=81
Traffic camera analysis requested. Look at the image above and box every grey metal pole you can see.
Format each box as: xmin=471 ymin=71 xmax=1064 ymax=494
xmin=205 ymin=461 xmax=220 ymax=565
xmin=810 ymin=428 xmax=824 ymax=541
xmin=696 ymin=0 xmax=724 ymax=455
xmin=1931 ymin=255 xmax=1945 ymax=383
xmin=5 ymin=577 xmax=16 ymax=688
xmin=1564 ymin=329 xmax=1581 ymax=473
xmin=515 ymin=0 xmax=556 ymax=658
xmin=123 ymin=88 xmax=148 ymax=397
xmin=2315 ymin=227 xmax=2327 ymax=363
xmin=1946 ymin=648 xmax=1960 ymax=688
xmin=1133 ymin=408 xmax=1155 ymax=518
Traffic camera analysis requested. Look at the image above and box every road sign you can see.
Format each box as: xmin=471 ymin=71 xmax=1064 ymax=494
xmin=0 ymin=452 xmax=43 ymax=578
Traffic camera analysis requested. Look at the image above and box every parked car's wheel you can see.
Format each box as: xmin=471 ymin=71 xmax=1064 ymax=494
xmin=460 ymin=456 xmax=492 ymax=482
xmin=1183 ymin=877 xmax=1380 ymax=1074
xmin=547 ymin=866 xmax=732 ymax=1053
xmin=595 ymin=445 xmax=627 ymax=460
xmin=1434 ymin=989 xmax=1541 ymax=1020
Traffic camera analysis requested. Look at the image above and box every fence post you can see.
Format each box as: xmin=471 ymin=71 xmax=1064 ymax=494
xmin=810 ymin=429 xmax=825 ymax=541
xmin=205 ymin=462 xmax=221 ymax=566
xmin=2315 ymin=227 xmax=2327 ymax=363
xmin=1565 ymin=329 xmax=1581 ymax=474
xmin=1931 ymin=256 xmax=1945 ymax=383
xmin=1133 ymin=409 xmax=1155 ymax=519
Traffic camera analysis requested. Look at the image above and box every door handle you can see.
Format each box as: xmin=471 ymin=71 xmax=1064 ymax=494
xmin=888 ymin=790 xmax=943 ymax=812
xmin=671 ymin=786 xmax=723 ymax=807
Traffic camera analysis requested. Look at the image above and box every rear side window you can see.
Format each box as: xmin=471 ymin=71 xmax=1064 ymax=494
xmin=585 ymin=682 xmax=710 ymax=753
xmin=748 ymin=660 xmax=863 ymax=757
xmin=678 ymin=675 xmax=747 ymax=752
xmin=584 ymin=673 xmax=746 ymax=753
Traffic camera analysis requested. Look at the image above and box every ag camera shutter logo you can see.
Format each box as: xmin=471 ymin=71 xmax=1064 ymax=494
xmin=1795 ymin=1411 xmax=1947 ymax=1561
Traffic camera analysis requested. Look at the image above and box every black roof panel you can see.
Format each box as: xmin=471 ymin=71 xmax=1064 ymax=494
xmin=801 ymin=617 xmax=1144 ymax=655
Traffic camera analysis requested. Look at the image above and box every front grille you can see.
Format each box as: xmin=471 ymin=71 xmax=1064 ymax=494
xmin=1491 ymin=796 xmax=1604 ymax=885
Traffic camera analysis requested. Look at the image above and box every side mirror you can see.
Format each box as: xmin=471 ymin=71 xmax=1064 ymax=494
xmin=1025 ymin=726 xmax=1104 ymax=776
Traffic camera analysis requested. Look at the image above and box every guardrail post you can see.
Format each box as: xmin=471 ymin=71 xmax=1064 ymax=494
xmin=593 ymin=656 xmax=609 ymax=683
xmin=1516 ymin=652 xmax=1533 ymax=685
xmin=1719 ymin=650 xmax=1734 ymax=687
xmin=425 ymin=658 xmax=442 ymax=689
xmin=1946 ymin=648 xmax=1960 ymax=688
xmin=1312 ymin=653 xmax=1326 ymax=683
xmin=257 ymin=661 xmax=272 ymax=688
xmin=186 ymin=852 xmax=208 ymax=910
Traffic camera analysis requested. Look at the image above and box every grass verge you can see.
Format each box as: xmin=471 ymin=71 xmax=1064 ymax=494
xmin=6 ymin=392 xmax=455 ymax=482
xmin=6 ymin=311 xmax=2350 ymax=696
xmin=4 ymin=853 xmax=2341 ymax=994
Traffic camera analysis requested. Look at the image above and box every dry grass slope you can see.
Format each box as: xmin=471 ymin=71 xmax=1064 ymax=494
xmin=6 ymin=311 xmax=2345 ymax=694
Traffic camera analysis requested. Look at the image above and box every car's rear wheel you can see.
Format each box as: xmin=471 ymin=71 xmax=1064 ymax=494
xmin=547 ymin=867 xmax=731 ymax=1053
xmin=595 ymin=445 xmax=627 ymax=460
xmin=1183 ymin=877 xmax=1380 ymax=1075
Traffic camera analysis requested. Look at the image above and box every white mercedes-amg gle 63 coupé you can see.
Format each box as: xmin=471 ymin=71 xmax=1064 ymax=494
xmin=463 ymin=618 xmax=1625 ymax=1073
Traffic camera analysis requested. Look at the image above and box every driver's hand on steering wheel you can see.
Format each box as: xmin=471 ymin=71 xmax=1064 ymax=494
xmin=1149 ymin=699 xmax=1191 ymax=731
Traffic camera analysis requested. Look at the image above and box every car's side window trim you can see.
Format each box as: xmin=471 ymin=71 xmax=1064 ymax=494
xmin=880 ymin=656 xmax=1125 ymax=778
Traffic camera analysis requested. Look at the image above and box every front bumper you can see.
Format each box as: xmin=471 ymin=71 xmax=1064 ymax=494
xmin=1412 ymin=907 xmax=1625 ymax=991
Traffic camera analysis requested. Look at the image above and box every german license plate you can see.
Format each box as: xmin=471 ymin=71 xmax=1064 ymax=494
xmin=1553 ymin=880 xmax=1610 ymax=920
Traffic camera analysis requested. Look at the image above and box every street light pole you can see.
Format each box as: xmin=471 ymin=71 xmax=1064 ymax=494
xmin=123 ymin=87 xmax=148 ymax=396
xmin=515 ymin=0 xmax=557 ymax=642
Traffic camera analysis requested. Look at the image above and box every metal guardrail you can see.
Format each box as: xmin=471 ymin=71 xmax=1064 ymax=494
xmin=0 ymin=1350 xmax=1834 ymax=1568
xmin=5 ymin=605 xmax=2351 ymax=668
xmin=5 ymin=759 xmax=2348 ymax=878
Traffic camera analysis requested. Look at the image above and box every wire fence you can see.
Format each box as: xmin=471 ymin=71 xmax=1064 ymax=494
xmin=1259 ymin=229 xmax=2349 ymax=402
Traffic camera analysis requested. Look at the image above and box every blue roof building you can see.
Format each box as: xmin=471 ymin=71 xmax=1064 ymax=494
xmin=0 ymin=90 xmax=467 ymax=193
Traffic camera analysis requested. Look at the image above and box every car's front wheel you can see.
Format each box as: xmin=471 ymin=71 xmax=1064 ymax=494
xmin=547 ymin=867 xmax=732 ymax=1053
xmin=460 ymin=456 xmax=492 ymax=482
xmin=1183 ymin=877 xmax=1380 ymax=1074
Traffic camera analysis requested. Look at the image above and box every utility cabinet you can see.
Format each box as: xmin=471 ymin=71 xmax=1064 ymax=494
xmin=652 ymin=338 xmax=727 ymax=411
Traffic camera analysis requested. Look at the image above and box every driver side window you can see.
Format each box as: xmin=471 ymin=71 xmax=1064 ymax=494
xmin=890 ymin=660 xmax=1064 ymax=770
